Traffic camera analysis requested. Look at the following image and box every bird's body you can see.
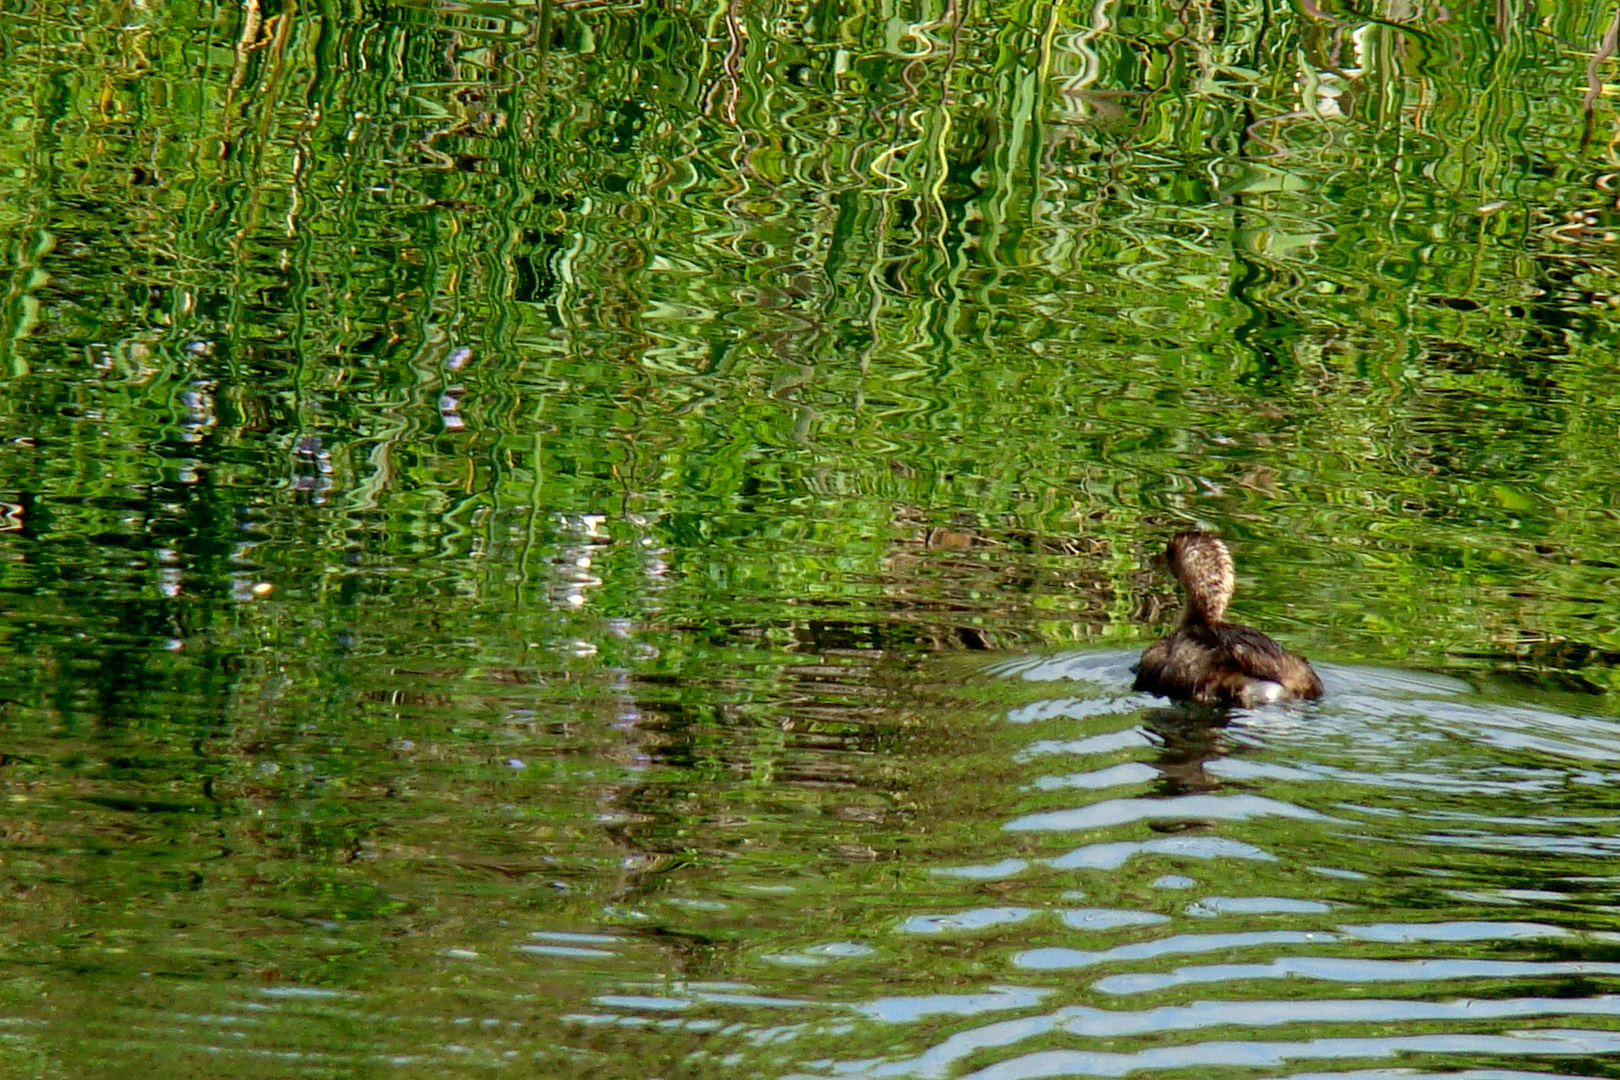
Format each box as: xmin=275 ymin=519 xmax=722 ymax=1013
xmin=1133 ymin=532 xmax=1322 ymax=708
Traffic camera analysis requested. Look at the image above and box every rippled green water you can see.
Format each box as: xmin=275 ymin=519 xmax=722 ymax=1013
xmin=4 ymin=0 xmax=1620 ymax=1077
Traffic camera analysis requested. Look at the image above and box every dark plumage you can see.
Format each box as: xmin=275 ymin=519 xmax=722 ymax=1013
xmin=1133 ymin=532 xmax=1323 ymax=708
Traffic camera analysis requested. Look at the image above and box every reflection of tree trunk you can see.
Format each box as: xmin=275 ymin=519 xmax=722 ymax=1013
xmin=594 ymin=677 xmax=900 ymax=907
xmin=1581 ymin=6 xmax=1620 ymax=154
xmin=1230 ymin=79 xmax=1284 ymax=381
xmin=879 ymin=507 xmax=1129 ymax=650
xmin=586 ymin=518 xmax=1153 ymax=900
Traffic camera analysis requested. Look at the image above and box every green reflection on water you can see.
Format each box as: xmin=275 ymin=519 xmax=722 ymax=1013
xmin=3 ymin=0 xmax=1620 ymax=1076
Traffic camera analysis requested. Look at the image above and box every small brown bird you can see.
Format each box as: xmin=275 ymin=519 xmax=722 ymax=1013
xmin=1133 ymin=532 xmax=1323 ymax=708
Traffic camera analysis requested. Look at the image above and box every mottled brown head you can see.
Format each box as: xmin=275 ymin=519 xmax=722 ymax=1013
xmin=1167 ymin=531 xmax=1235 ymax=624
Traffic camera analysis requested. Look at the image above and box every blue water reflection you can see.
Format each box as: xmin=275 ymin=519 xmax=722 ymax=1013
xmin=760 ymin=651 xmax=1620 ymax=1079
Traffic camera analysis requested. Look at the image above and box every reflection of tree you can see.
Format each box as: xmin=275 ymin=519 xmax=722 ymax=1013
xmin=594 ymin=650 xmax=906 ymax=898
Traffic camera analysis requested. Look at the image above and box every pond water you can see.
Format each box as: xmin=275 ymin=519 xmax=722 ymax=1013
xmin=13 ymin=644 xmax=1620 ymax=1078
xmin=4 ymin=0 xmax=1620 ymax=1077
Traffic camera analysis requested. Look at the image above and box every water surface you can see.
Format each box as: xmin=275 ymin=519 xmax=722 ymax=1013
xmin=3 ymin=0 xmax=1620 ymax=1076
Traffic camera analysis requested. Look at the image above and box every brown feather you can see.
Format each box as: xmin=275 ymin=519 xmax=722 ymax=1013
xmin=1133 ymin=533 xmax=1322 ymax=707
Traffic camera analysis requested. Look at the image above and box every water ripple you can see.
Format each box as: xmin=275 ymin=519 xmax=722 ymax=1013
xmin=1006 ymin=794 xmax=1332 ymax=832
xmin=956 ymin=1031 xmax=1620 ymax=1080
xmin=1094 ymin=957 xmax=1620 ymax=995
xmin=813 ymin=998 xmax=1620 ymax=1079
xmin=1046 ymin=837 xmax=1277 ymax=870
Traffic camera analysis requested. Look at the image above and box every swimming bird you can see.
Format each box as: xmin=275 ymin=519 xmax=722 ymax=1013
xmin=1133 ymin=532 xmax=1323 ymax=707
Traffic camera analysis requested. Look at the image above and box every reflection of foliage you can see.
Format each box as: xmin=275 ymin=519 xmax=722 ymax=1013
xmin=4 ymin=8 xmax=1620 ymax=1072
xmin=0 ymin=0 xmax=1617 ymax=702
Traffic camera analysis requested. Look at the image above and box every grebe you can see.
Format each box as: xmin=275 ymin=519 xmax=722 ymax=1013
xmin=1133 ymin=532 xmax=1323 ymax=707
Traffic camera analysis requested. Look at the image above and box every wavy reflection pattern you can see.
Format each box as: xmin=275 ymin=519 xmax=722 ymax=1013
xmin=562 ymin=653 xmax=1620 ymax=1078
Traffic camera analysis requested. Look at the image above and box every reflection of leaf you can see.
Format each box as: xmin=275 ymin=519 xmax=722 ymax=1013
xmin=1492 ymin=485 xmax=1535 ymax=512
xmin=1249 ymin=228 xmax=1326 ymax=259
xmin=1222 ymin=168 xmax=1313 ymax=195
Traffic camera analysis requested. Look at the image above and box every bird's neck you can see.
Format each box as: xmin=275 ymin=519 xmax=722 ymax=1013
xmin=1180 ymin=594 xmax=1228 ymax=626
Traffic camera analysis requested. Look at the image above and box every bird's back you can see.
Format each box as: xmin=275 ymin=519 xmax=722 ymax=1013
xmin=1134 ymin=619 xmax=1322 ymax=708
